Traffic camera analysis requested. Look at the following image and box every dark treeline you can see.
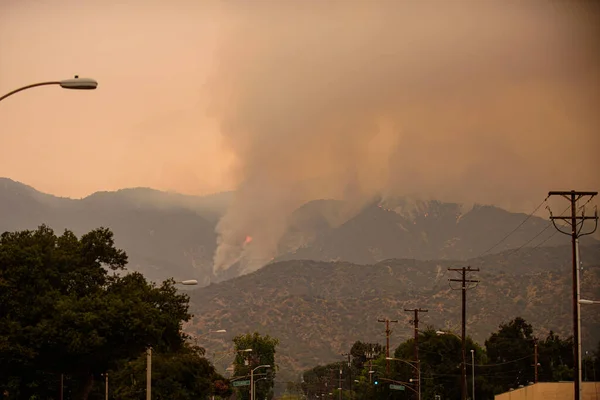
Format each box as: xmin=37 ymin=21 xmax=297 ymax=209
xmin=301 ymin=318 xmax=600 ymax=400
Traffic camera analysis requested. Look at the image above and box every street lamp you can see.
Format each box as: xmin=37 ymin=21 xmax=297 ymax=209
xmin=178 ymin=279 xmax=199 ymax=285
xmin=579 ymin=299 xmax=600 ymax=305
xmin=0 ymin=76 xmax=98 ymax=102
xmin=251 ymin=364 xmax=271 ymax=400
xmin=188 ymin=329 xmax=227 ymax=346
xmin=253 ymin=376 xmax=268 ymax=400
xmin=386 ymin=358 xmax=420 ymax=400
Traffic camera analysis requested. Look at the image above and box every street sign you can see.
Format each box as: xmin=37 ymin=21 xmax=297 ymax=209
xmin=233 ymin=380 xmax=251 ymax=387
xmin=389 ymin=384 xmax=405 ymax=391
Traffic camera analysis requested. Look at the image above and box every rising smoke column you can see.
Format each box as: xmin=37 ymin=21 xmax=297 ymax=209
xmin=207 ymin=1 xmax=600 ymax=274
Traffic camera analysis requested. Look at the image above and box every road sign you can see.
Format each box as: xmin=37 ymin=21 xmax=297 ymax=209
xmin=389 ymin=384 xmax=405 ymax=391
xmin=233 ymin=380 xmax=251 ymax=387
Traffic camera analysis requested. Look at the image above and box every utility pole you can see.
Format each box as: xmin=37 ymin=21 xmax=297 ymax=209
xmin=548 ymin=190 xmax=598 ymax=400
xmin=342 ymin=353 xmax=352 ymax=398
xmin=448 ymin=266 xmax=479 ymax=400
xmin=533 ymin=339 xmax=539 ymax=384
xmin=104 ymin=372 xmax=108 ymax=400
xmin=338 ymin=364 xmax=342 ymax=400
xmin=405 ymin=308 xmax=428 ymax=400
xmin=365 ymin=347 xmax=376 ymax=383
xmin=378 ymin=318 xmax=399 ymax=375
xmin=146 ymin=347 xmax=152 ymax=400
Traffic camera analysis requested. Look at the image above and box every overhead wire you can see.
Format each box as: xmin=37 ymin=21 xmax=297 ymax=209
xmin=508 ymin=204 xmax=571 ymax=256
xmin=531 ymin=229 xmax=560 ymax=250
xmin=478 ymin=196 xmax=549 ymax=257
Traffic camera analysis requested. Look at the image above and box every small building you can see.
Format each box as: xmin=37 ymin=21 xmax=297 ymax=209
xmin=494 ymin=382 xmax=600 ymax=400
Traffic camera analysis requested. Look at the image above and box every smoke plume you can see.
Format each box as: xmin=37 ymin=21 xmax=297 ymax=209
xmin=207 ymin=1 xmax=600 ymax=274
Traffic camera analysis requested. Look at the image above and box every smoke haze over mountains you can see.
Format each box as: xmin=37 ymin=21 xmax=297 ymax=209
xmin=207 ymin=1 xmax=600 ymax=273
xmin=1 ymin=1 xmax=599 ymax=274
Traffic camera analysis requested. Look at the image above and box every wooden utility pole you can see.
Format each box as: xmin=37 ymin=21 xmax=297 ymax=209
xmin=378 ymin=318 xmax=399 ymax=375
xmin=533 ymin=339 xmax=539 ymax=384
xmin=548 ymin=190 xmax=598 ymax=400
xmin=341 ymin=353 xmax=352 ymax=398
xmin=338 ymin=364 xmax=342 ymax=400
xmin=449 ymin=267 xmax=479 ymax=400
xmin=405 ymin=308 xmax=428 ymax=400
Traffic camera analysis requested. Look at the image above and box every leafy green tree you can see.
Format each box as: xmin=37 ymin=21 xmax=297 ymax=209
xmin=302 ymin=364 xmax=338 ymax=398
xmin=484 ymin=317 xmax=538 ymax=394
xmin=108 ymin=342 xmax=229 ymax=400
xmin=232 ymin=332 xmax=279 ymax=400
xmin=538 ymin=331 xmax=573 ymax=382
xmin=587 ymin=340 xmax=600 ymax=382
xmin=349 ymin=341 xmax=383 ymax=371
xmin=0 ymin=225 xmax=191 ymax=400
xmin=391 ymin=328 xmax=485 ymax=400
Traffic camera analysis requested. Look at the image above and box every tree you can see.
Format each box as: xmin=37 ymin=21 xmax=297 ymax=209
xmin=349 ymin=341 xmax=383 ymax=371
xmin=0 ymin=225 xmax=191 ymax=400
xmin=392 ymin=328 xmax=485 ymax=400
xmin=587 ymin=339 xmax=600 ymax=382
xmin=538 ymin=331 xmax=573 ymax=382
xmin=484 ymin=317 xmax=538 ymax=393
xmin=302 ymin=364 xmax=338 ymax=398
xmin=232 ymin=332 xmax=279 ymax=400
xmin=108 ymin=342 xmax=229 ymax=400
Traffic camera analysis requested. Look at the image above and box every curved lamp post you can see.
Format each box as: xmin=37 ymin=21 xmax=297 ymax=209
xmin=0 ymin=76 xmax=98 ymax=103
xmin=251 ymin=365 xmax=271 ymax=400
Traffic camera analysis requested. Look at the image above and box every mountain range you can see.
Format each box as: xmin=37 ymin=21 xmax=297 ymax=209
xmin=188 ymin=245 xmax=600 ymax=383
xmin=2 ymin=177 xmax=599 ymax=384
xmin=1 ymin=177 xmax=591 ymax=285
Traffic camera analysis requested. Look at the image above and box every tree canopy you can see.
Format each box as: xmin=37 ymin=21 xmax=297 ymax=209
xmin=301 ymin=317 xmax=588 ymax=400
xmin=0 ymin=225 xmax=193 ymax=399
xmin=108 ymin=342 xmax=230 ymax=400
xmin=233 ymin=332 xmax=279 ymax=400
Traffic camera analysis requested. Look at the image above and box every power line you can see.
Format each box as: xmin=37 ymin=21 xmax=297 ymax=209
xmin=378 ymin=318 xmax=398 ymax=375
xmin=466 ymin=355 xmax=532 ymax=367
xmin=479 ymin=196 xmax=549 ymax=257
xmin=547 ymin=190 xmax=598 ymax=400
xmin=578 ymin=196 xmax=595 ymax=212
xmin=531 ymin=229 xmax=560 ymax=250
xmin=448 ymin=266 xmax=479 ymax=400
xmin=404 ymin=307 xmax=428 ymax=400
xmin=507 ymin=224 xmax=553 ymax=255
xmin=507 ymin=204 xmax=571 ymax=256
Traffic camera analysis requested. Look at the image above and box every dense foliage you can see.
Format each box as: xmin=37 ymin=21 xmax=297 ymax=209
xmin=0 ymin=225 xmax=225 ymax=400
xmin=232 ymin=332 xmax=279 ymax=400
xmin=108 ymin=342 xmax=231 ymax=400
xmin=301 ymin=318 xmax=599 ymax=400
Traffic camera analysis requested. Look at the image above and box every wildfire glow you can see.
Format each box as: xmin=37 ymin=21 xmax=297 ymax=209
xmin=244 ymin=236 xmax=253 ymax=245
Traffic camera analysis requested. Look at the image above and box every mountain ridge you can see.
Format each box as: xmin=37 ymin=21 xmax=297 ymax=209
xmin=188 ymin=245 xmax=600 ymax=382
xmin=1 ymin=177 xmax=596 ymax=285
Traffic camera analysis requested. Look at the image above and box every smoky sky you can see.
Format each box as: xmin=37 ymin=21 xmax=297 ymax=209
xmin=208 ymin=1 xmax=600 ymax=273
xmin=1 ymin=0 xmax=598 ymax=274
